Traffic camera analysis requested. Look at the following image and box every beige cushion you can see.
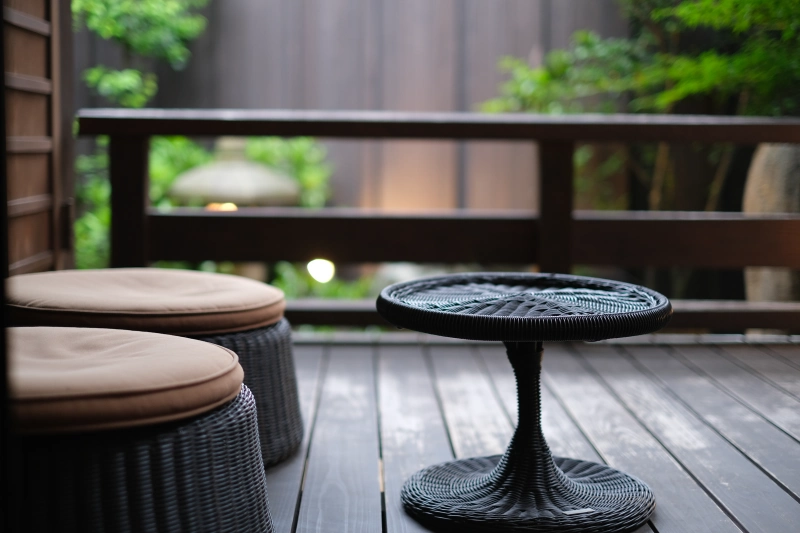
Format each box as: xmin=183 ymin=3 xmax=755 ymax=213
xmin=6 ymin=268 xmax=285 ymax=335
xmin=9 ymin=327 xmax=244 ymax=434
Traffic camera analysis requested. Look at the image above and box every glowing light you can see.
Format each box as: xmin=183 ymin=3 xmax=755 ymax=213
xmin=205 ymin=202 xmax=238 ymax=211
xmin=307 ymin=259 xmax=335 ymax=283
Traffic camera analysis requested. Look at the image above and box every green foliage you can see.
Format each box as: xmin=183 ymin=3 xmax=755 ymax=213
xmin=73 ymin=0 xmax=208 ymax=107
xmin=74 ymin=135 xmax=212 ymax=269
xmin=74 ymin=137 xmax=111 ymax=269
xmin=485 ymin=0 xmax=800 ymax=117
xmin=149 ymin=136 xmax=213 ymax=207
xmin=246 ymin=137 xmax=332 ymax=208
xmin=270 ymin=262 xmax=373 ymax=300
xmin=83 ymin=67 xmax=158 ymax=108
xmin=72 ymin=0 xmax=208 ymax=68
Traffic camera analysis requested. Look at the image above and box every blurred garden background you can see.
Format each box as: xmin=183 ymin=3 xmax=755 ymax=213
xmin=72 ymin=0 xmax=800 ymax=305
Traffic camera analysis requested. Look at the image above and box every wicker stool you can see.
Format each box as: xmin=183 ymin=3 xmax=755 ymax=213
xmin=6 ymin=268 xmax=303 ymax=467
xmin=377 ymin=272 xmax=672 ymax=533
xmin=7 ymin=327 xmax=273 ymax=533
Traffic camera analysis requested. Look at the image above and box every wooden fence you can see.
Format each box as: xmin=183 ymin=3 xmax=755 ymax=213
xmin=77 ymin=108 xmax=800 ymax=330
xmin=74 ymin=0 xmax=626 ymax=211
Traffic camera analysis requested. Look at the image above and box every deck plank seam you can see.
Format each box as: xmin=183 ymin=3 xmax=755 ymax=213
xmin=714 ymin=346 xmax=800 ymax=404
xmin=473 ymin=348 xmax=516 ymax=428
xmin=618 ymin=345 xmax=800 ymax=506
xmin=539 ymin=372 xmax=659 ymax=533
xmin=372 ymin=345 xmax=389 ymax=533
xmin=669 ymin=347 xmax=800 ymax=447
xmin=567 ymin=344 xmax=751 ymax=533
xmin=762 ymin=346 xmax=800 ymax=373
xmin=422 ymin=344 xmax=459 ymax=460
xmin=289 ymin=346 xmax=330 ymax=533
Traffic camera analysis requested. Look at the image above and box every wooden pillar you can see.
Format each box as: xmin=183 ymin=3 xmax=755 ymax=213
xmin=538 ymin=141 xmax=574 ymax=273
xmin=109 ymin=135 xmax=149 ymax=267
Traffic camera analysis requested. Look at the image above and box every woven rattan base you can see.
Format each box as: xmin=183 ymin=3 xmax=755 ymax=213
xmin=400 ymin=341 xmax=655 ymax=533
xmin=8 ymin=387 xmax=273 ymax=533
xmin=402 ymin=455 xmax=655 ymax=533
xmin=198 ymin=318 xmax=303 ymax=467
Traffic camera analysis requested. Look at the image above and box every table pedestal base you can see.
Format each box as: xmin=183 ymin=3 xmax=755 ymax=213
xmin=401 ymin=342 xmax=655 ymax=533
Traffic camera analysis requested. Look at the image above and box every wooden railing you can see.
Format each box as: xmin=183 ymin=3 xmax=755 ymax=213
xmin=77 ymin=109 xmax=800 ymax=330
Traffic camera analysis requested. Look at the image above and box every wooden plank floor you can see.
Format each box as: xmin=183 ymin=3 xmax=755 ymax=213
xmin=266 ymin=334 xmax=800 ymax=533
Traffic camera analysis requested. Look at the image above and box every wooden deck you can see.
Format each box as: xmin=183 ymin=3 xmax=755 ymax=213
xmin=266 ymin=334 xmax=800 ymax=533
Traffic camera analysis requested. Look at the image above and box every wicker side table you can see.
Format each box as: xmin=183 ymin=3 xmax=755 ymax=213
xmin=377 ymin=273 xmax=672 ymax=533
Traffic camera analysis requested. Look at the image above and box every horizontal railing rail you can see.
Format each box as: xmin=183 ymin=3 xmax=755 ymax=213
xmin=150 ymin=208 xmax=800 ymax=268
xmin=78 ymin=108 xmax=800 ymax=143
xmin=77 ymin=109 xmax=800 ymax=330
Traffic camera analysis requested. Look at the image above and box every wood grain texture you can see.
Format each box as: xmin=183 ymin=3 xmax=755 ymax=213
xmin=4 ymin=0 xmax=46 ymax=19
xmin=8 ymin=249 xmax=53 ymax=275
xmin=77 ymin=108 xmax=800 ymax=143
xmin=630 ymin=345 xmax=800 ymax=500
xmin=265 ymin=345 xmax=324 ymax=533
xmin=6 ymin=136 xmax=51 ymax=153
xmin=4 ymin=25 xmax=46 ymax=77
xmin=428 ymin=344 xmax=512 ymax=458
xmin=295 ymin=345 xmax=382 ymax=533
xmin=6 ymin=154 xmax=48 ymax=199
xmin=544 ymin=344 xmax=741 ymax=533
xmin=377 ymin=0 xmax=458 ymax=210
xmin=673 ymin=344 xmax=800 ymax=441
xmin=578 ymin=343 xmax=800 ymax=532
xmin=3 ymin=6 xmax=50 ymax=35
xmin=5 ymin=72 xmax=51 ymax=94
xmin=719 ymin=344 xmax=800 ymax=399
xmin=5 ymin=89 xmax=47 ymax=136
xmin=8 ymin=211 xmax=50 ymax=264
xmin=7 ymin=193 xmax=52 ymax=217
xmin=463 ymin=0 xmax=539 ymax=211
xmin=378 ymin=344 xmax=453 ymax=533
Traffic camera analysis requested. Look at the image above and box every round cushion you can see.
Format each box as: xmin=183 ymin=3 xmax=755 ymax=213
xmin=8 ymin=327 xmax=245 ymax=434
xmin=6 ymin=268 xmax=286 ymax=335
xmin=377 ymin=272 xmax=672 ymax=341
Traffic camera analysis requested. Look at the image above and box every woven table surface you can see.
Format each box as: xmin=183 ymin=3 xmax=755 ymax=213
xmin=377 ymin=272 xmax=672 ymax=341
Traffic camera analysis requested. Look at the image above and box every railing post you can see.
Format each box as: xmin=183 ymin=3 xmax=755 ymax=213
xmin=538 ymin=141 xmax=574 ymax=274
xmin=108 ymin=135 xmax=149 ymax=267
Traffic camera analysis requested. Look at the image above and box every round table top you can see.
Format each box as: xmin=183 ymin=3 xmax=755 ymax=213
xmin=376 ymin=272 xmax=672 ymax=342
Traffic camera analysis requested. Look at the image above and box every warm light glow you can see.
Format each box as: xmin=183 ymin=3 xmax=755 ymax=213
xmin=205 ymin=202 xmax=238 ymax=211
xmin=307 ymin=259 xmax=335 ymax=283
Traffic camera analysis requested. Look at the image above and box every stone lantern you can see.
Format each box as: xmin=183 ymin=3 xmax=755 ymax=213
xmin=169 ymin=137 xmax=301 ymax=207
xmin=169 ymin=137 xmax=301 ymax=280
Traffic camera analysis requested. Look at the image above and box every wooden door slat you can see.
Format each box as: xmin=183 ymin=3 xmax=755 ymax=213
xmin=8 ymin=249 xmax=53 ymax=275
xmin=7 ymin=193 xmax=52 ymax=217
xmin=543 ymin=344 xmax=740 ymax=533
xmin=428 ymin=344 xmax=512 ymax=459
xmin=5 ymin=73 xmax=51 ymax=94
xmin=378 ymin=344 xmax=453 ymax=533
xmin=673 ymin=345 xmax=800 ymax=441
xmin=3 ymin=6 xmax=50 ymax=35
xmin=629 ymin=345 xmax=800 ymax=500
xmin=265 ymin=345 xmax=325 ymax=533
xmin=295 ymin=345 xmax=382 ymax=533
xmin=6 ymin=136 xmax=51 ymax=153
xmin=578 ymin=344 xmax=800 ymax=532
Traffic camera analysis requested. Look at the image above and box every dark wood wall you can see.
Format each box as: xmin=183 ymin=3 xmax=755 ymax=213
xmin=4 ymin=0 xmax=72 ymax=275
xmin=74 ymin=0 xmax=626 ymax=211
